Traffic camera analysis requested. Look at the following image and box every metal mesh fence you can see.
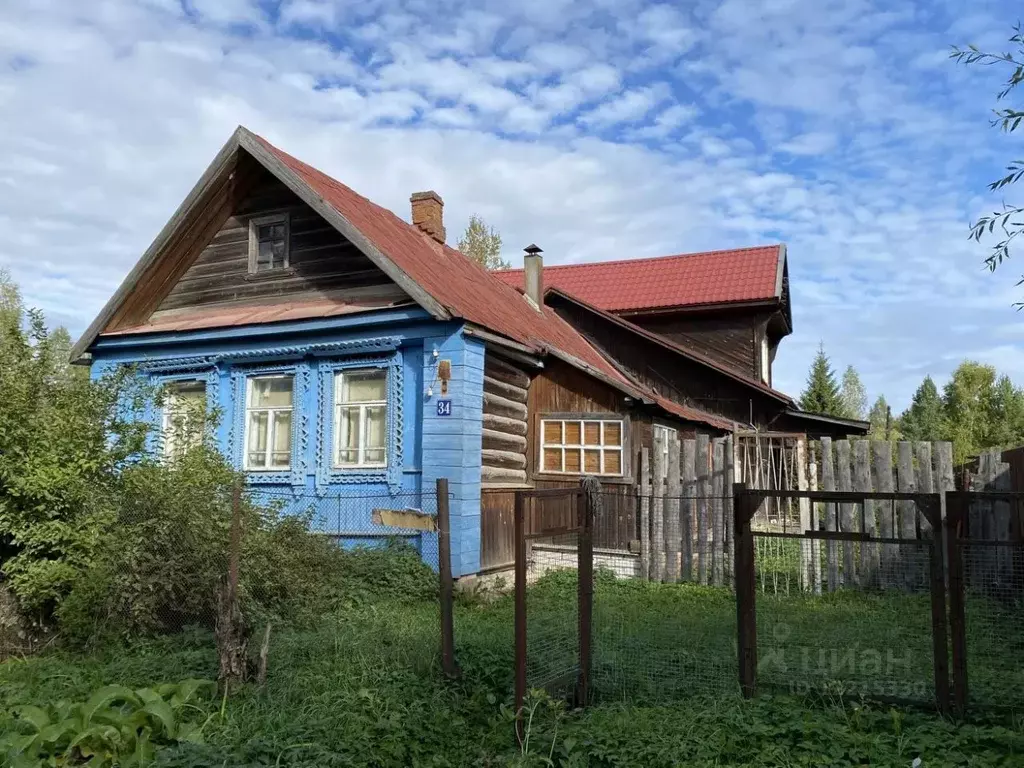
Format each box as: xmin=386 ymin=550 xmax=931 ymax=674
xmin=752 ymin=530 xmax=938 ymax=704
xmin=590 ymin=491 xmax=737 ymax=702
xmin=958 ymin=541 xmax=1024 ymax=711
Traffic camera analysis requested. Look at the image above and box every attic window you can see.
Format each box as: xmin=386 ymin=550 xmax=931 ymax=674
xmin=248 ymin=213 xmax=290 ymax=273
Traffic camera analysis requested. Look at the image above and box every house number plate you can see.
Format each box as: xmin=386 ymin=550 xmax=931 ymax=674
xmin=436 ymin=399 xmax=452 ymax=416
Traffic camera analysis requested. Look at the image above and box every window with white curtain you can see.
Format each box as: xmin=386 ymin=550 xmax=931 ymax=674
xmin=334 ymin=369 xmax=388 ymax=468
xmin=245 ymin=375 xmax=294 ymax=470
xmin=760 ymin=336 xmax=771 ymax=384
xmin=161 ymin=380 xmax=207 ymax=459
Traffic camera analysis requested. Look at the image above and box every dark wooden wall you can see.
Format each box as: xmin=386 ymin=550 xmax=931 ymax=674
xmin=154 ymin=161 xmax=402 ymax=316
xmin=627 ymin=309 xmax=775 ymax=381
xmin=550 ymin=299 xmax=786 ymax=429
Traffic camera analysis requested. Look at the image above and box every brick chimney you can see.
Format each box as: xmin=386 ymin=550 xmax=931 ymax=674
xmin=410 ymin=191 xmax=446 ymax=244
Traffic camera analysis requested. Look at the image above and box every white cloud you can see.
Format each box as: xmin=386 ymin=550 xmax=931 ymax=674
xmin=0 ymin=0 xmax=1019 ymax=411
xmin=579 ymin=84 xmax=670 ymax=127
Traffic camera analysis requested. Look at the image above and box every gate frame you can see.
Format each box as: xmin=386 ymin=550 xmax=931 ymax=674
xmin=944 ymin=490 xmax=1024 ymax=716
xmin=513 ymin=484 xmax=594 ymax=742
xmin=733 ymin=483 xmax=949 ymax=713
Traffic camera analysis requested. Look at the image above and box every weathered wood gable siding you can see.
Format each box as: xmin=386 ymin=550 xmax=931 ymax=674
xmin=154 ymin=163 xmax=402 ymax=315
xmin=552 ymin=302 xmax=778 ymax=429
xmin=481 ymin=354 xmax=529 ymax=487
xmin=628 ymin=310 xmax=775 ymax=380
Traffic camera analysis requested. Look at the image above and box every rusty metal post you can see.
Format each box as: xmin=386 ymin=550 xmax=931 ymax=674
xmin=577 ymin=480 xmax=598 ymax=708
xmin=514 ymin=490 xmax=527 ymax=744
xmin=733 ymin=483 xmax=757 ymax=698
xmin=436 ymin=479 xmax=459 ymax=679
xmin=945 ymin=492 xmax=969 ymax=716
xmin=921 ymin=494 xmax=950 ymax=714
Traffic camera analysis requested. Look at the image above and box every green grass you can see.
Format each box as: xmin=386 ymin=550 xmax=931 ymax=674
xmin=2 ymin=572 xmax=1023 ymax=766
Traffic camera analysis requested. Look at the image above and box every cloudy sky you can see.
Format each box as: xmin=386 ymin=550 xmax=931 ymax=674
xmin=1 ymin=0 xmax=1021 ymax=409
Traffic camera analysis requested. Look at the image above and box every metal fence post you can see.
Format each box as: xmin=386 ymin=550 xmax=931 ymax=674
xmin=921 ymin=494 xmax=950 ymax=714
xmin=436 ymin=478 xmax=459 ymax=679
xmin=733 ymin=482 xmax=757 ymax=698
xmin=577 ymin=479 xmax=598 ymax=708
xmin=513 ymin=490 xmax=527 ymax=745
xmin=945 ymin=491 xmax=969 ymax=716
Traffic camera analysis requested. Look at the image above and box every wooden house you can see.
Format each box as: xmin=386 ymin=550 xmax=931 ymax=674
xmin=73 ymin=126 xmax=865 ymax=578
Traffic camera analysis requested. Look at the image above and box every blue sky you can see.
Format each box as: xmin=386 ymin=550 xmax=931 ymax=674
xmin=0 ymin=0 xmax=1021 ymax=410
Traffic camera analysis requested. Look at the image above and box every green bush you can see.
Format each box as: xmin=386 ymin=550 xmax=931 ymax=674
xmin=0 ymin=273 xmax=150 ymax=621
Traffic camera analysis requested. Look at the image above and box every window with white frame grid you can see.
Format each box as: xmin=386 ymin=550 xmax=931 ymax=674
xmin=540 ymin=418 xmax=624 ymax=476
xmin=653 ymin=424 xmax=676 ymax=480
xmin=334 ymin=369 xmax=388 ymax=468
xmin=245 ymin=375 xmax=294 ymax=470
xmin=161 ymin=380 xmax=206 ymax=459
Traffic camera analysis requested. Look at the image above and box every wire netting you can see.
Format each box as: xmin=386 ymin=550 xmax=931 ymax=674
xmin=752 ymin=529 xmax=938 ymax=705
xmin=589 ymin=491 xmax=738 ymax=702
xmin=958 ymin=540 xmax=1024 ymax=711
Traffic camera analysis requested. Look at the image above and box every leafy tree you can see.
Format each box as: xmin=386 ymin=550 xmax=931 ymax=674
xmin=0 ymin=280 xmax=150 ymax=618
xmin=799 ymin=343 xmax=844 ymax=416
xmin=457 ymin=214 xmax=510 ymax=270
xmin=839 ymin=365 xmax=868 ymax=420
xmin=899 ymin=376 xmax=946 ymax=442
xmin=942 ymin=361 xmax=1001 ymax=463
xmin=951 ymin=25 xmax=1024 ymax=295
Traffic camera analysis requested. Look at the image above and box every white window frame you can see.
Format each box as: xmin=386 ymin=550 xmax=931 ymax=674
xmin=247 ymin=213 xmax=290 ymax=273
xmin=244 ymin=374 xmax=294 ymax=471
xmin=539 ymin=417 xmax=624 ymax=476
xmin=333 ymin=368 xmax=388 ymax=469
xmin=760 ymin=336 xmax=771 ymax=384
xmin=161 ymin=379 xmax=207 ymax=460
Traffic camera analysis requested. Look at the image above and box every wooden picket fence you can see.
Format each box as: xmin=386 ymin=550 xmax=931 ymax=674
xmin=639 ymin=433 xmax=957 ymax=590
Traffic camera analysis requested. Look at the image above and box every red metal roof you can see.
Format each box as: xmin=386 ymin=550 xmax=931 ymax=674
xmin=493 ymin=246 xmax=782 ymax=313
xmin=253 ymin=135 xmax=643 ymax=393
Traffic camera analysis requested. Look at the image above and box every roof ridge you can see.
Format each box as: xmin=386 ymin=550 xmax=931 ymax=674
xmin=494 ymin=243 xmax=782 ymax=274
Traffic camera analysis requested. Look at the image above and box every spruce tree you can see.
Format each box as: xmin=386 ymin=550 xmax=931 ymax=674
xmin=799 ymin=344 xmax=844 ymax=416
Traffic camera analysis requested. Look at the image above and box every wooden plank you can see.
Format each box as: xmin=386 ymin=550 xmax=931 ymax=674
xmin=724 ymin=435 xmax=735 ymax=587
xmin=652 ymin=430 xmax=666 ymax=581
xmin=853 ymin=439 xmax=876 ymax=587
xmin=666 ymin=434 xmax=682 ymax=583
xmin=681 ymin=438 xmax=696 ymax=581
xmin=482 ymin=428 xmax=527 ymax=453
xmin=486 ymin=355 xmax=532 ymax=390
xmin=796 ymin=437 xmax=811 ymax=591
xmin=483 ymin=375 xmax=528 ymax=404
xmin=835 ymin=439 xmax=855 ymax=586
xmin=712 ymin=439 xmax=725 ymax=586
xmin=819 ymin=437 xmax=838 ymax=592
xmin=483 ymin=391 xmax=528 ymax=421
xmin=481 ymin=449 xmax=527 ymax=470
xmin=482 ymin=466 xmax=527 ymax=485
xmin=696 ymin=434 xmax=710 ymax=586
xmin=872 ymin=441 xmax=895 ymax=588
xmin=483 ymin=413 xmax=528 ymax=437
xmin=640 ymin=446 xmax=651 ymax=581
xmin=896 ymin=441 xmax=918 ymax=588
xmin=915 ymin=442 xmax=934 ymax=535
xmin=808 ymin=442 xmax=821 ymax=594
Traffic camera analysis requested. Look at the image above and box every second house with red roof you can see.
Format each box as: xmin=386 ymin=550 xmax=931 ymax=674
xmin=72 ymin=127 xmax=865 ymax=577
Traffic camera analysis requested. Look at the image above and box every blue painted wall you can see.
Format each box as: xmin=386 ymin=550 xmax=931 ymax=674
xmin=90 ymin=307 xmax=483 ymax=576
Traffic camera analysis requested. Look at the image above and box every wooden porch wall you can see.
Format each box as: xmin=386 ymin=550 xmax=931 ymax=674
xmin=481 ymin=355 xmax=529 ymax=486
